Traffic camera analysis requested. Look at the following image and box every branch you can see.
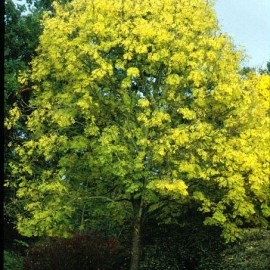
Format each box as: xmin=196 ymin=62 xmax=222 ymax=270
xmin=18 ymin=86 xmax=33 ymax=94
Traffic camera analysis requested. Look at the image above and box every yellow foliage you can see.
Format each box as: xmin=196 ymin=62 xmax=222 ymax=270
xmin=148 ymin=179 xmax=188 ymax=198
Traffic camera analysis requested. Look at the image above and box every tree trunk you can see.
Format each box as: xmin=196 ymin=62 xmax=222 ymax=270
xmin=130 ymin=200 xmax=143 ymax=270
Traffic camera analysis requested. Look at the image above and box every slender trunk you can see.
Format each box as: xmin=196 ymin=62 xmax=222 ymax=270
xmin=130 ymin=200 xmax=143 ymax=270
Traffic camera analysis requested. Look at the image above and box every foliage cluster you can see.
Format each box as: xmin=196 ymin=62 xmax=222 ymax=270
xmin=4 ymin=0 xmax=41 ymax=114
xmin=140 ymin=228 xmax=270 ymax=270
xmin=220 ymin=229 xmax=270 ymax=270
xmin=140 ymin=212 xmax=225 ymax=270
xmin=4 ymin=250 xmax=24 ymax=270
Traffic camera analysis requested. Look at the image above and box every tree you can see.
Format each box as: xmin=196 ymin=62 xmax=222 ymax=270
xmin=4 ymin=0 xmax=42 ymax=115
xmin=6 ymin=0 xmax=270 ymax=269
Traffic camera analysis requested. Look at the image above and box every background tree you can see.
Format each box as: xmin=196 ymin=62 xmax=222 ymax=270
xmin=264 ymin=61 xmax=270 ymax=74
xmin=6 ymin=0 xmax=270 ymax=269
xmin=4 ymin=0 xmax=42 ymax=116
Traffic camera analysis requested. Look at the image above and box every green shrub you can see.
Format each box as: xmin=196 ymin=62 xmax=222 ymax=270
xmin=4 ymin=250 xmax=24 ymax=270
xmin=140 ymin=217 xmax=225 ymax=270
xmin=220 ymin=229 xmax=270 ymax=270
xmin=141 ymin=225 xmax=270 ymax=270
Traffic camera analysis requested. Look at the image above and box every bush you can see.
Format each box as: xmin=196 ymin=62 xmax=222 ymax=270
xmin=141 ymin=221 xmax=270 ymax=270
xmin=23 ymin=234 xmax=128 ymax=270
xmin=4 ymin=250 xmax=24 ymax=270
xmin=140 ymin=216 xmax=225 ymax=270
xmin=220 ymin=228 xmax=270 ymax=270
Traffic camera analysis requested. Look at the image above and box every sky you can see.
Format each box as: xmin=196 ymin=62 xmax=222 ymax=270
xmin=14 ymin=0 xmax=270 ymax=68
xmin=214 ymin=0 xmax=270 ymax=68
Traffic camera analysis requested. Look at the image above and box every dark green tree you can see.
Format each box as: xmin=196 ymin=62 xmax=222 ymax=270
xmin=266 ymin=61 xmax=270 ymax=74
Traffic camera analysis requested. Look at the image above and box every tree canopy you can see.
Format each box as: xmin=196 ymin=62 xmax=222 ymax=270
xmin=5 ymin=0 xmax=270 ymax=269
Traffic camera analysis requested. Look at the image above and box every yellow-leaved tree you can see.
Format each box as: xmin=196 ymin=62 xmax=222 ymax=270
xmin=5 ymin=0 xmax=270 ymax=269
